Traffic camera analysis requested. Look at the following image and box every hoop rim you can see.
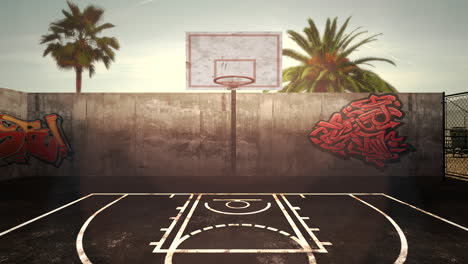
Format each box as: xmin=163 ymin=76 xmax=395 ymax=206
xmin=213 ymin=75 xmax=255 ymax=88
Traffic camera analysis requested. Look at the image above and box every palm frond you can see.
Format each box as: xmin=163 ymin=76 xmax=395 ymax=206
xmin=352 ymin=57 xmax=396 ymax=66
xmin=307 ymin=70 xmax=328 ymax=92
xmin=92 ymin=23 xmax=115 ymax=34
xmin=40 ymin=33 xmax=61 ymax=44
xmin=305 ymin=19 xmax=321 ymax=49
xmin=287 ymin=30 xmax=314 ymax=57
xmin=335 ymin=16 xmax=351 ymax=44
xmin=83 ymin=5 xmax=104 ymax=24
xmin=339 ymin=33 xmax=382 ymax=60
xmin=88 ymin=64 xmax=96 ymax=77
xmin=66 ymin=1 xmax=81 ymax=17
xmin=338 ymin=28 xmax=366 ymax=50
xmin=283 ymin=48 xmax=308 ymax=63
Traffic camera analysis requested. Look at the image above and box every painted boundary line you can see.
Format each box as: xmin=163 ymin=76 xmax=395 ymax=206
xmin=350 ymin=194 xmax=408 ymax=264
xmin=164 ymin=194 xmax=202 ymax=264
xmin=381 ymin=194 xmax=468 ymax=232
xmin=76 ymin=194 xmax=128 ymax=264
xmin=272 ymin=194 xmax=317 ymax=263
xmin=281 ymin=194 xmax=328 ymax=253
xmin=91 ymin=193 xmax=385 ymax=196
xmin=0 ymin=193 xmax=94 ymax=238
xmin=151 ymin=194 xmax=194 ymax=251
xmin=3 ymin=192 xmax=465 ymax=241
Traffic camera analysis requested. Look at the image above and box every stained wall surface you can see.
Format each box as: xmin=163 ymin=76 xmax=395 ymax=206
xmin=0 ymin=89 xmax=443 ymax=178
xmin=0 ymin=88 xmax=30 ymax=180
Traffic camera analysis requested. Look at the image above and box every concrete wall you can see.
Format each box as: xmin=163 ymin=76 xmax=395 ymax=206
xmin=14 ymin=92 xmax=442 ymax=177
xmin=0 ymin=88 xmax=30 ymax=180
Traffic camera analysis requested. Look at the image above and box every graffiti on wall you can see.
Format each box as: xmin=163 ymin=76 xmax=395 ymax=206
xmin=308 ymin=94 xmax=414 ymax=168
xmin=0 ymin=113 xmax=72 ymax=167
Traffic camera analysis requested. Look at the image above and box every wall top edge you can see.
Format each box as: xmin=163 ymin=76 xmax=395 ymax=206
xmin=0 ymin=87 xmax=26 ymax=94
xmin=22 ymin=92 xmax=444 ymax=95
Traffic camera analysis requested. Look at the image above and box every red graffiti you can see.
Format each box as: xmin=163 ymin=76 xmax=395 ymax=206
xmin=309 ymin=94 xmax=412 ymax=168
xmin=0 ymin=114 xmax=72 ymax=167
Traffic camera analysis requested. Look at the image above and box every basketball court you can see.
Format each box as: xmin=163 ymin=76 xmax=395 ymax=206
xmin=1 ymin=30 xmax=468 ymax=264
xmin=0 ymin=185 xmax=467 ymax=263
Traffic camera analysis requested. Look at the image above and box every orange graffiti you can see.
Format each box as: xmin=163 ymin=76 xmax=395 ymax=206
xmin=0 ymin=114 xmax=72 ymax=167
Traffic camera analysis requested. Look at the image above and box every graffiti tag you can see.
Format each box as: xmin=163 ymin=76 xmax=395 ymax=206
xmin=0 ymin=113 xmax=72 ymax=167
xmin=308 ymin=94 xmax=413 ymax=168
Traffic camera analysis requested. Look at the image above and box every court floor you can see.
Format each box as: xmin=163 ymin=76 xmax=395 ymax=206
xmin=0 ymin=192 xmax=467 ymax=264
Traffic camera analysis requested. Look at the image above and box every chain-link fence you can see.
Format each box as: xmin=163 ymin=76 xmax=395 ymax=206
xmin=445 ymin=92 xmax=468 ymax=180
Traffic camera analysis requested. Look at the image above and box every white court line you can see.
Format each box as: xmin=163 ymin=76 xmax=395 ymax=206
xmin=157 ymin=249 xmax=314 ymax=253
xmin=190 ymin=230 xmax=202 ymax=235
xmin=153 ymin=222 xmax=318 ymax=255
xmin=164 ymin=194 xmax=202 ymax=264
xmin=281 ymin=195 xmax=327 ymax=253
xmin=170 ymin=194 xmax=202 ymax=246
xmin=350 ymin=195 xmax=407 ymax=264
xmin=152 ymin=195 xmax=194 ymax=251
xmin=213 ymin=199 xmax=262 ymax=201
xmin=76 ymin=194 xmax=128 ymax=264
xmin=0 ymin=194 xmax=94 ymax=237
xmin=169 ymin=194 xmax=175 ymax=198
xmin=90 ymin=193 xmax=384 ymax=196
xmin=204 ymin=202 xmax=271 ymax=215
xmin=381 ymin=194 xmax=468 ymax=232
xmin=273 ymin=194 xmax=318 ymax=261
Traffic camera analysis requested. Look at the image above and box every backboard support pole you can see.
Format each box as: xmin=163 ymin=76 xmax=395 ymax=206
xmin=231 ymin=89 xmax=237 ymax=176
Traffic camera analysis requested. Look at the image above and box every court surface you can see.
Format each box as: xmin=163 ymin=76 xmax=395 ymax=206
xmin=1 ymin=192 xmax=467 ymax=264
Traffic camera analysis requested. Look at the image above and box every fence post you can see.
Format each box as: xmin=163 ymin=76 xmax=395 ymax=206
xmin=442 ymin=92 xmax=446 ymax=181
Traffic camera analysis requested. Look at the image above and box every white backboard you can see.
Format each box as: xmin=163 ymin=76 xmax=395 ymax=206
xmin=186 ymin=32 xmax=282 ymax=90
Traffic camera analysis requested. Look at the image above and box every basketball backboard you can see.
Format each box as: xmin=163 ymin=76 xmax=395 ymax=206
xmin=186 ymin=32 xmax=282 ymax=90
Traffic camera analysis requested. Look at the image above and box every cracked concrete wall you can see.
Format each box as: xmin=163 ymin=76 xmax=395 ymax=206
xmin=26 ymin=93 xmax=230 ymax=177
xmin=2 ymin=91 xmax=443 ymax=177
xmin=236 ymin=93 xmax=443 ymax=177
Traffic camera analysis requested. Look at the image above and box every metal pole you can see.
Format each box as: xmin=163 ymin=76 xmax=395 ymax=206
xmin=442 ymin=92 xmax=446 ymax=181
xmin=231 ymin=88 xmax=237 ymax=176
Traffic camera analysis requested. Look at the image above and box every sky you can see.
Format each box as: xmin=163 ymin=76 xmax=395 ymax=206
xmin=0 ymin=0 xmax=467 ymax=94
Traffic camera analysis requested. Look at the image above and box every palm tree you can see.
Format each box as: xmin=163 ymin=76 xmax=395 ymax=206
xmin=40 ymin=1 xmax=119 ymax=93
xmin=280 ymin=17 xmax=397 ymax=93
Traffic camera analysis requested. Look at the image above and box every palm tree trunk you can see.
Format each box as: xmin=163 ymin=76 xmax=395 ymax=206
xmin=75 ymin=67 xmax=82 ymax=93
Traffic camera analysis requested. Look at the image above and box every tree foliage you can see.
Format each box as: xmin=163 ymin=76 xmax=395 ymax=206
xmin=278 ymin=17 xmax=397 ymax=93
xmin=40 ymin=1 xmax=119 ymax=92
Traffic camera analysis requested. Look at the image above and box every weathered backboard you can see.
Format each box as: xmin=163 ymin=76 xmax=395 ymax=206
xmin=186 ymin=32 xmax=282 ymax=90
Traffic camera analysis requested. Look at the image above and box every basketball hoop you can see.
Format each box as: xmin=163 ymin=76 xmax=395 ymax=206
xmin=213 ymin=75 xmax=255 ymax=89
